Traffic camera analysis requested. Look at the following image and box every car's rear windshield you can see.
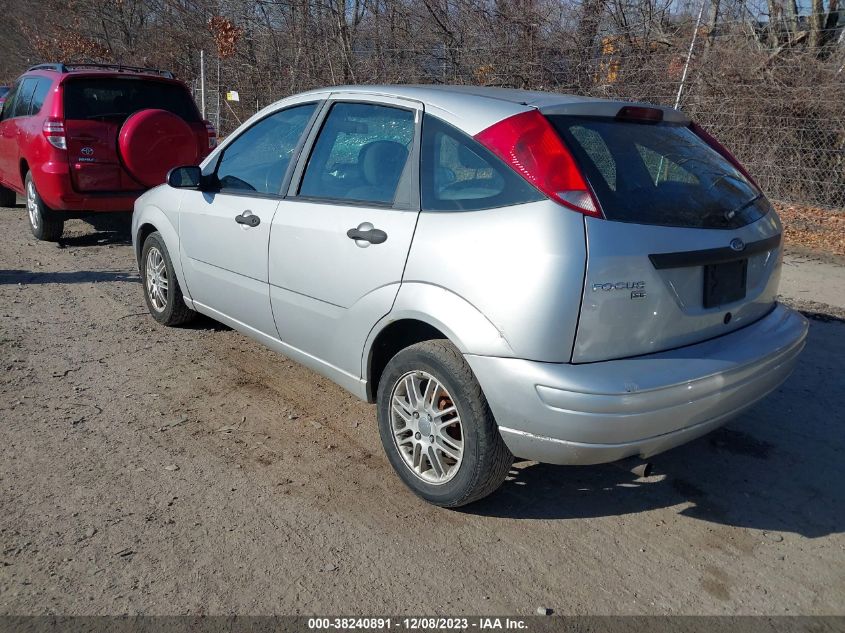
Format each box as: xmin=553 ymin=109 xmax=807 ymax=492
xmin=63 ymin=77 xmax=200 ymax=122
xmin=547 ymin=115 xmax=769 ymax=229
xmin=0 ymin=87 xmax=9 ymax=99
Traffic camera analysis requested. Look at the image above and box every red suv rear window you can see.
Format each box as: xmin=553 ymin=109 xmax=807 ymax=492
xmin=63 ymin=78 xmax=200 ymax=123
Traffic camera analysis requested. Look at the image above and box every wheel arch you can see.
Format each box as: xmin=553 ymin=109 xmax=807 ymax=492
xmin=133 ymin=205 xmax=193 ymax=305
xmin=19 ymin=158 xmax=29 ymax=187
xmin=363 ymin=284 xmax=514 ymax=402
xmin=365 ymin=319 xmax=447 ymax=402
xmin=135 ymin=222 xmax=159 ymax=266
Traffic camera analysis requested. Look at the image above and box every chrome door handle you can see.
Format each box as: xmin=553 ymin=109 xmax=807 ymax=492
xmin=347 ymin=222 xmax=387 ymax=245
xmin=235 ymin=211 xmax=260 ymax=227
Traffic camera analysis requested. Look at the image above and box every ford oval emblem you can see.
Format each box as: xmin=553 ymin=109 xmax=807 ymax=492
xmin=730 ymin=238 xmax=745 ymax=252
xmin=81 ymin=147 xmax=94 ymax=156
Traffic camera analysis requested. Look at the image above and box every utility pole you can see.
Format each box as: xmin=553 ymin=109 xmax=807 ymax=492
xmin=675 ymin=3 xmax=706 ymax=109
xmin=216 ymin=57 xmax=221 ymax=132
xmin=200 ymin=50 xmax=206 ymax=119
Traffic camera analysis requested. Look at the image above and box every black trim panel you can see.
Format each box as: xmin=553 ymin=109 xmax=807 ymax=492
xmin=649 ymin=234 xmax=781 ymax=269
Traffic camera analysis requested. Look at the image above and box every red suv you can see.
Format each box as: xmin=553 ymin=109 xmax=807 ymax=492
xmin=0 ymin=63 xmax=215 ymax=241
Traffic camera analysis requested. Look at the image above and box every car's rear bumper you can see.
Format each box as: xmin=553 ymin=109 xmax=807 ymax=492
xmin=465 ymin=304 xmax=808 ymax=465
xmin=34 ymin=162 xmax=139 ymax=213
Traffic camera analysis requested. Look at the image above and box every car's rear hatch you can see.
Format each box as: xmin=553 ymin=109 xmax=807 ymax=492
xmin=544 ymin=108 xmax=782 ymax=363
xmin=62 ymin=76 xmax=207 ymax=192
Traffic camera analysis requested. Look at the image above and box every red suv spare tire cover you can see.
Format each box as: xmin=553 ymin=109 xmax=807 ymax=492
xmin=118 ymin=109 xmax=198 ymax=188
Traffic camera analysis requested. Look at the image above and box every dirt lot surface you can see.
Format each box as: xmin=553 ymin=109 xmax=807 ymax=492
xmin=1 ymin=206 xmax=843 ymax=616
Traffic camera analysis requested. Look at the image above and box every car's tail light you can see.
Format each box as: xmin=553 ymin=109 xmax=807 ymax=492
xmin=690 ymin=122 xmax=759 ymax=189
xmin=474 ymin=110 xmax=602 ymax=217
xmin=42 ymin=118 xmax=66 ymax=150
xmin=204 ymin=120 xmax=217 ymax=149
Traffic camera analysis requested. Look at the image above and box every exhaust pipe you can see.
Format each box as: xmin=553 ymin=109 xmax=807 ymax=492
xmin=612 ymin=458 xmax=653 ymax=478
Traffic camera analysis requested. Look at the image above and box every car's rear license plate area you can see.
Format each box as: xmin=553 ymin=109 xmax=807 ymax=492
xmin=703 ymin=259 xmax=748 ymax=308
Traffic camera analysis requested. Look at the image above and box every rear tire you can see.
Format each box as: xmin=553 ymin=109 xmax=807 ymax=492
xmin=141 ymin=231 xmax=196 ymax=326
xmin=0 ymin=184 xmax=15 ymax=207
xmin=25 ymin=172 xmax=63 ymax=242
xmin=377 ymin=339 xmax=513 ymax=508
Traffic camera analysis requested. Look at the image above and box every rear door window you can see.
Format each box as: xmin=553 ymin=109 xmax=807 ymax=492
xmin=548 ymin=115 xmax=768 ymax=229
xmin=29 ymin=79 xmax=52 ymax=115
xmin=11 ymin=79 xmax=37 ymax=118
xmin=63 ymin=78 xmax=200 ymax=122
xmin=421 ymin=115 xmax=543 ymax=211
xmin=298 ymin=102 xmax=415 ymax=205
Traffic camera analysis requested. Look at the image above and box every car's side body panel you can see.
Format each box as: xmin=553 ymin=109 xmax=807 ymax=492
xmin=269 ymin=92 xmax=424 ymax=379
xmin=401 ymin=199 xmax=587 ymax=363
xmin=180 ymin=193 xmax=280 ymax=338
xmin=376 ymin=283 xmax=516 ymax=357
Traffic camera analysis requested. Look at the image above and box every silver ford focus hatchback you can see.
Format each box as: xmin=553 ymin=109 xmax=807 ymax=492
xmin=132 ymin=86 xmax=808 ymax=507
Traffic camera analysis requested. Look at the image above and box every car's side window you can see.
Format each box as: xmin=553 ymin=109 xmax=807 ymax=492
xmin=215 ymin=102 xmax=317 ymax=195
xmin=420 ymin=115 xmax=543 ymax=211
xmin=29 ymin=79 xmax=53 ymax=116
xmin=11 ymin=79 xmax=37 ymax=119
xmin=0 ymin=82 xmax=20 ymax=121
xmin=298 ymin=102 xmax=415 ymax=205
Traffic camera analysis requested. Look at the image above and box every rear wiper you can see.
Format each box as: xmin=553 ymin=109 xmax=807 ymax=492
xmin=724 ymin=193 xmax=763 ymax=221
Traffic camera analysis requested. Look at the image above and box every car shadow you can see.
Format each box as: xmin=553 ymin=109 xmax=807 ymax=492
xmin=465 ymin=322 xmax=844 ymax=539
xmin=466 ymin=428 xmax=841 ymax=539
xmin=181 ymin=313 xmax=232 ymax=332
xmin=0 ymin=269 xmax=139 ymax=284
xmin=52 ymin=214 xmax=133 ymax=247
xmin=57 ymin=231 xmax=132 ymax=247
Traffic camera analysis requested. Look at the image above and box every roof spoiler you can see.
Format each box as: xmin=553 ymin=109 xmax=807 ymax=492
xmin=539 ymin=100 xmax=689 ymax=124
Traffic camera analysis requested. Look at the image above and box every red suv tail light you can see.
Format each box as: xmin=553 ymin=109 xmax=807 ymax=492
xmin=42 ymin=118 xmax=67 ymax=150
xmin=204 ymin=120 xmax=217 ymax=149
xmin=474 ymin=110 xmax=602 ymax=217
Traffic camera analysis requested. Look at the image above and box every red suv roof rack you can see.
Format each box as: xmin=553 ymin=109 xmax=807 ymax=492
xmin=27 ymin=62 xmax=175 ymax=79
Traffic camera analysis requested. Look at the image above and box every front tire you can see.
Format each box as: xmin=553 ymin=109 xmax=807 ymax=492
xmin=25 ymin=172 xmax=63 ymax=241
xmin=141 ymin=231 xmax=196 ymax=326
xmin=377 ymin=339 xmax=513 ymax=507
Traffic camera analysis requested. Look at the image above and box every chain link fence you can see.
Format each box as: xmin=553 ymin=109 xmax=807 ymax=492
xmin=184 ymin=9 xmax=844 ymax=211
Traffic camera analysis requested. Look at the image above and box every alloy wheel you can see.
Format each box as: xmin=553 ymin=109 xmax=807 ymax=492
xmin=145 ymin=246 xmax=168 ymax=312
xmin=390 ymin=370 xmax=464 ymax=484
xmin=26 ymin=180 xmax=38 ymax=230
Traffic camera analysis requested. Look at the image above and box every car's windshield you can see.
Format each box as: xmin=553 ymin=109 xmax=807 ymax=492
xmin=0 ymin=86 xmax=10 ymax=99
xmin=63 ymin=78 xmax=200 ymax=122
xmin=548 ymin=115 xmax=769 ymax=229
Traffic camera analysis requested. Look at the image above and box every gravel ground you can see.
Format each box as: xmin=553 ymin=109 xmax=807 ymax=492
xmin=0 ymin=206 xmax=843 ymax=616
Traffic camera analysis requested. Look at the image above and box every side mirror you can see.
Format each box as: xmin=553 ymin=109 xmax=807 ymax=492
xmin=167 ymin=165 xmax=203 ymax=189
